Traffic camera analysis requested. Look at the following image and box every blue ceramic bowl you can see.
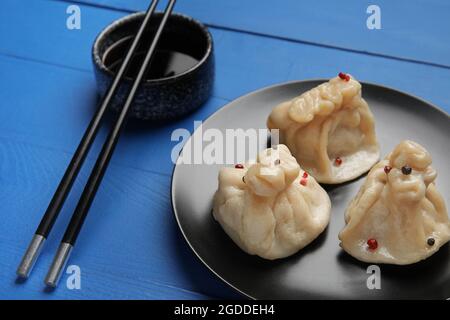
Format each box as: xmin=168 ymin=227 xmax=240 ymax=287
xmin=92 ymin=12 xmax=214 ymax=120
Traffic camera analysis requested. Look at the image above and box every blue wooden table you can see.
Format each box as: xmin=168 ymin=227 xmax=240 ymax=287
xmin=1 ymin=0 xmax=449 ymax=299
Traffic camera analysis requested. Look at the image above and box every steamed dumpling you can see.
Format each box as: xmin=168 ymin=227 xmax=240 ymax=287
xmin=213 ymin=145 xmax=331 ymax=260
xmin=267 ymin=75 xmax=379 ymax=184
xmin=339 ymin=140 xmax=450 ymax=265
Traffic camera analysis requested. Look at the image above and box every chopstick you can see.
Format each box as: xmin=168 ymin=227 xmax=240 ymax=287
xmin=16 ymin=0 xmax=161 ymax=280
xmin=43 ymin=0 xmax=177 ymax=287
xmin=16 ymin=0 xmax=174 ymax=282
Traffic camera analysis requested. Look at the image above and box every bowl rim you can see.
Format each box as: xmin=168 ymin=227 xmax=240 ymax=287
xmin=92 ymin=11 xmax=214 ymax=85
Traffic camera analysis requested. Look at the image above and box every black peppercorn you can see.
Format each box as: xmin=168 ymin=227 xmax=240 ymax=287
xmin=427 ymin=238 xmax=435 ymax=246
xmin=274 ymin=159 xmax=281 ymax=165
xmin=242 ymin=176 xmax=245 ymax=183
xmin=401 ymin=165 xmax=412 ymax=175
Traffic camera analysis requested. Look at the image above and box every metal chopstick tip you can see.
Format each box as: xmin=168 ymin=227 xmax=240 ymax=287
xmin=16 ymin=234 xmax=46 ymax=279
xmin=44 ymin=242 xmax=73 ymax=287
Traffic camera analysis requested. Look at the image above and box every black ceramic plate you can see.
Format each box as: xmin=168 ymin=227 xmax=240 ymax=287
xmin=171 ymin=80 xmax=450 ymax=299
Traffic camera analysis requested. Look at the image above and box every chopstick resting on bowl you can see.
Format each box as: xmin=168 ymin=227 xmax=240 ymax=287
xmin=16 ymin=0 xmax=177 ymax=287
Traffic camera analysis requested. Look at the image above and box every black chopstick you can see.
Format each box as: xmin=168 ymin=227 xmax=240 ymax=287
xmin=16 ymin=0 xmax=162 ymax=279
xmin=44 ymin=0 xmax=177 ymax=287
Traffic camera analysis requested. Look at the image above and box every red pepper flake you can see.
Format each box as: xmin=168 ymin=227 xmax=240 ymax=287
xmin=334 ymin=157 xmax=342 ymax=166
xmin=384 ymin=165 xmax=392 ymax=174
xmin=235 ymin=164 xmax=244 ymax=169
xmin=338 ymin=72 xmax=350 ymax=81
xmin=300 ymin=178 xmax=307 ymax=186
xmin=367 ymin=238 xmax=378 ymax=250
xmin=302 ymin=172 xmax=309 ymax=178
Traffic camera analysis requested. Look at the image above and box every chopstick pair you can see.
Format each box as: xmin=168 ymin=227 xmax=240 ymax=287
xmin=16 ymin=0 xmax=177 ymax=287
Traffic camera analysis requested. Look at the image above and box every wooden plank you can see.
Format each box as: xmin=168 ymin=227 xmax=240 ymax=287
xmin=0 ymin=54 xmax=230 ymax=177
xmin=1 ymin=0 xmax=449 ymax=300
xmin=1 ymin=1 xmax=448 ymax=110
xmin=212 ymin=30 xmax=450 ymax=112
xmin=66 ymin=0 xmax=450 ymax=67
xmin=0 ymin=0 xmax=293 ymax=103
xmin=0 ymin=137 xmax=240 ymax=299
xmin=0 ymin=1 xmax=449 ymax=179
xmin=0 ymin=0 xmax=125 ymax=72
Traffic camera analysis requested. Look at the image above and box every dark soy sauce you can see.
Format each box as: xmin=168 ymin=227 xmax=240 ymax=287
xmin=106 ymin=47 xmax=199 ymax=80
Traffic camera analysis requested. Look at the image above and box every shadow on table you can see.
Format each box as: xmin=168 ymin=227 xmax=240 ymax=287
xmin=169 ymin=217 xmax=244 ymax=300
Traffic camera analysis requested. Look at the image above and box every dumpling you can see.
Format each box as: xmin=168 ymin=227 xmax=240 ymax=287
xmin=213 ymin=144 xmax=331 ymax=260
xmin=267 ymin=74 xmax=380 ymax=184
xmin=339 ymin=140 xmax=450 ymax=265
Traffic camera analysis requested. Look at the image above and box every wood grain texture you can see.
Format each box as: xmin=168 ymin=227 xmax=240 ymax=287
xmin=2 ymin=0 xmax=449 ymax=112
xmin=62 ymin=0 xmax=450 ymax=67
xmin=0 ymin=0 xmax=448 ymax=299
xmin=0 ymin=137 xmax=240 ymax=299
